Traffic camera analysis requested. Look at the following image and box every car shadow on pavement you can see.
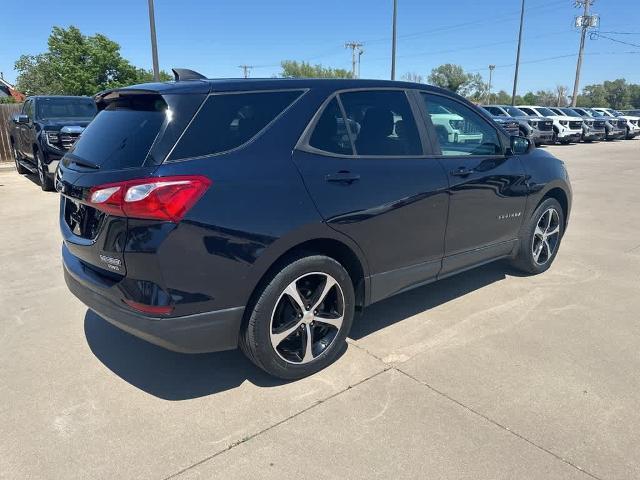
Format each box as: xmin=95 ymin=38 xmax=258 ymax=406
xmin=84 ymin=310 xmax=289 ymax=400
xmin=350 ymin=261 xmax=510 ymax=340
xmin=85 ymin=261 xmax=512 ymax=400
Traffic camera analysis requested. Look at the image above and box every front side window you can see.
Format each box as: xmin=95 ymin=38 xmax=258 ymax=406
xmin=338 ymin=90 xmax=422 ymax=156
xmin=420 ymin=93 xmax=502 ymax=156
xmin=169 ymin=90 xmax=303 ymax=160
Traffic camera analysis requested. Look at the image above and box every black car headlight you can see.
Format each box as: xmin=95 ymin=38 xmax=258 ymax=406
xmin=45 ymin=130 xmax=60 ymax=147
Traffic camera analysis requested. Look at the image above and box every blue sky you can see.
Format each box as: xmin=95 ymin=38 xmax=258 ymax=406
xmin=1 ymin=0 xmax=639 ymax=94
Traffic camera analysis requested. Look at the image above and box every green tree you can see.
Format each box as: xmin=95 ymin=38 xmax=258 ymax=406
xmin=280 ymin=60 xmax=353 ymax=79
xmin=522 ymin=92 xmax=537 ymax=104
xmin=491 ymin=90 xmax=513 ymax=105
xmin=427 ymin=64 xmax=470 ymax=93
xmin=602 ymin=79 xmax=630 ymax=109
xmin=578 ymin=84 xmax=608 ymax=107
xmin=427 ymin=64 xmax=488 ymax=101
xmin=14 ymin=26 xmax=170 ymax=96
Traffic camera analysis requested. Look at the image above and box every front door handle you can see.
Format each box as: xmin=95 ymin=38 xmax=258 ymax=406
xmin=325 ymin=171 xmax=360 ymax=184
xmin=450 ymin=167 xmax=474 ymax=177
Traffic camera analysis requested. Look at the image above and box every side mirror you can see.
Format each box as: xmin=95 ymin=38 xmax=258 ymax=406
xmin=14 ymin=114 xmax=29 ymax=124
xmin=508 ymin=135 xmax=531 ymax=155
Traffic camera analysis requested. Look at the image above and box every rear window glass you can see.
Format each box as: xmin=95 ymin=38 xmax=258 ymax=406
xmin=37 ymin=97 xmax=96 ymax=119
xmin=169 ymin=90 xmax=303 ymax=160
xmin=70 ymin=94 xmax=167 ymax=170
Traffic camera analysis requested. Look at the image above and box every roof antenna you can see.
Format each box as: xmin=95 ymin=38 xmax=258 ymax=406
xmin=172 ymin=68 xmax=207 ymax=81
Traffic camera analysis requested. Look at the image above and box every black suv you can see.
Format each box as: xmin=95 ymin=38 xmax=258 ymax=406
xmin=58 ymin=71 xmax=572 ymax=379
xmin=11 ymin=96 xmax=97 ymax=190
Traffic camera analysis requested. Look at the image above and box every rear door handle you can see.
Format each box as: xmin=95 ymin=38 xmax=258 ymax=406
xmin=325 ymin=171 xmax=360 ymax=184
xmin=450 ymin=167 xmax=474 ymax=177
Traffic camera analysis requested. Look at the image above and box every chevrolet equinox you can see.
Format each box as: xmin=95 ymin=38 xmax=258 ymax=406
xmin=58 ymin=69 xmax=572 ymax=379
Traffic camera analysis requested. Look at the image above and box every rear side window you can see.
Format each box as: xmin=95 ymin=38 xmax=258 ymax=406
xmin=70 ymin=94 xmax=168 ymax=170
xmin=169 ymin=90 xmax=303 ymax=160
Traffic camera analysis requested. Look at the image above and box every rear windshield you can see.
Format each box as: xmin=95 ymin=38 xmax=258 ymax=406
xmin=168 ymin=90 xmax=303 ymax=160
xmin=37 ymin=97 xmax=96 ymax=119
xmin=69 ymin=94 xmax=168 ymax=170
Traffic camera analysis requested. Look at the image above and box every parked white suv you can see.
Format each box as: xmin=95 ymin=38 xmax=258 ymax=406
xmin=517 ymin=105 xmax=583 ymax=144
xmin=426 ymin=103 xmax=484 ymax=144
xmin=591 ymin=108 xmax=640 ymax=140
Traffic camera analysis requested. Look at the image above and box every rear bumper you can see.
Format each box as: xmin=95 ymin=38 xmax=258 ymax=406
xmin=63 ymin=244 xmax=244 ymax=353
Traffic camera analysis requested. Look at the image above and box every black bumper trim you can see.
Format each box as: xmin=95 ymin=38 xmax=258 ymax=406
xmin=64 ymin=253 xmax=244 ymax=354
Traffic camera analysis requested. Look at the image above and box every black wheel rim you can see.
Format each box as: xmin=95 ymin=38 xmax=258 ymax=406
xmin=270 ymin=272 xmax=345 ymax=364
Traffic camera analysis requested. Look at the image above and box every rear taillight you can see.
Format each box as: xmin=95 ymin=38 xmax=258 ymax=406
xmin=88 ymin=175 xmax=211 ymax=222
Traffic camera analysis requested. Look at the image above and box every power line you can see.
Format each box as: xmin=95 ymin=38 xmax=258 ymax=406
xmin=595 ymin=33 xmax=640 ymax=48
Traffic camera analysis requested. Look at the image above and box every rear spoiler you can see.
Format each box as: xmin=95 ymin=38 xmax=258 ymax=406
xmin=93 ymin=88 xmax=161 ymax=111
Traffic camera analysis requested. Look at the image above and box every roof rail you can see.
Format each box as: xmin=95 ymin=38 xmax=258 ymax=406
xmin=172 ymin=68 xmax=207 ymax=81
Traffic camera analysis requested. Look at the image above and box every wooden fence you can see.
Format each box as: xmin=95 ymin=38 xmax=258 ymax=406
xmin=0 ymin=103 xmax=22 ymax=163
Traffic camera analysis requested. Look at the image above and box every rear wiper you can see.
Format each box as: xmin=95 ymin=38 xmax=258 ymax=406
xmin=69 ymin=158 xmax=100 ymax=170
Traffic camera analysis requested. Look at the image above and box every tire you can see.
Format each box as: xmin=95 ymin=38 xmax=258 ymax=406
xmin=626 ymin=127 xmax=632 ymax=140
xmin=12 ymin=141 xmax=28 ymax=174
xmin=511 ymin=198 xmax=564 ymax=275
xmin=36 ymin=150 xmax=54 ymax=191
xmin=241 ymin=254 xmax=355 ymax=379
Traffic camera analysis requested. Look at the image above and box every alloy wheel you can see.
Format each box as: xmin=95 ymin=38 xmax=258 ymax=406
xmin=532 ymin=207 xmax=560 ymax=265
xmin=270 ymin=272 xmax=344 ymax=364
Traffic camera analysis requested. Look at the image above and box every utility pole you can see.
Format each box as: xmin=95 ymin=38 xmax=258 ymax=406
xmin=488 ymin=65 xmax=496 ymax=104
xmin=147 ymin=0 xmax=160 ymax=82
xmin=238 ymin=65 xmax=253 ymax=79
xmin=511 ymin=0 xmax=525 ymax=105
xmin=571 ymin=0 xmax=596 ymax=106
xmin=345 ymin=42 xmax=364 ymax=78
xmin=391 ymin=0 xmax=398 ymax=80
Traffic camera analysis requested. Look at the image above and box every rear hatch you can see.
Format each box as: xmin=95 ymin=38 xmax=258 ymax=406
xmin=57 ymin=87 xmax=207 ymax=278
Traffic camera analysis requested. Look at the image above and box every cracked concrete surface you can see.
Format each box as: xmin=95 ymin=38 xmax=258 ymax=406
xmin=1 ymin=139 xmax=639 ymax=479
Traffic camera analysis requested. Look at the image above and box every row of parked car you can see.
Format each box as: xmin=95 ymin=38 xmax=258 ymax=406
xmin=481 ymin=104 xmax=640 ymax=146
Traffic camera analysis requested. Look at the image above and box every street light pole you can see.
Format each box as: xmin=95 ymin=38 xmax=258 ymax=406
xmin=488 ymin=65 xmax=495 ymax=104
xmin=147 ymin=0 xmax=160 ymax=82
xmin=511 ymin=0 xmax=525 ymax=105
xmin=391 ymin=0 xmax=398 ymax=80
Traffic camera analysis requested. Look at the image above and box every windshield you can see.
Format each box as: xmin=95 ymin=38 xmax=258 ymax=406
xmin=588 ymin=109 xmax=604 ymax=117
xmin=561 ymin=108 xmax=582 ymax=117
xmin=68 ymin=94 xmax=168 ymax=170
xmin=37 ymin=97 xmax=97 ymax=119
xmin=505 ymin=106 xmax=527 ymax=116
xmin=536 ymin=107 xmax=557 ymax=116
xmin=427 ymin=104 xmax=453 ymax=115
